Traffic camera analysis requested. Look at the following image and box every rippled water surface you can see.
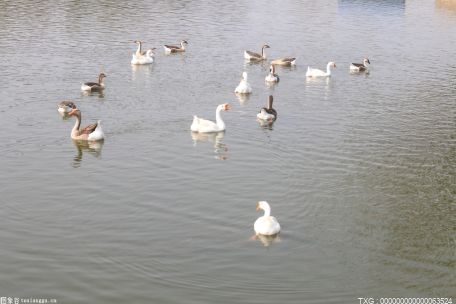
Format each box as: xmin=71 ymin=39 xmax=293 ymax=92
xmin=0 ymin=0 xmax=455 ymax=303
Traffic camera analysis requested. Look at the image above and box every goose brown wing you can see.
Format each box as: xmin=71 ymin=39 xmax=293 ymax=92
xmin=265 ymin=108 xmax=277 ymax=119
xmin=245 ymin=50 xmax=261 ymax=58
xmin=164 ymin=44 xmax=179 ymax=50
xmin=81 ymin=122 xmax=98 ymax=134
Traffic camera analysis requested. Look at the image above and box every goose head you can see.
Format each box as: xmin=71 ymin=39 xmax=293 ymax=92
xmin=256 ymin=201 xmax=271 ymax=215
xmin=256 ymin=200 xmax=269 ymax=211
xmin=58 ymin=100 xmax=77 ymax=114
xmin=269 ymin=65 xmax=276 ymax=74
xmin=363 ymin=58 xmax=371 ymax=66
xmin=98 ymin=73 xmax=107 ymax=83
xmin=262 ymin=44 xmax=270 ymax=49
xmin=241 ymin=71 xmax=248 ymax=81
xmin=218 ymin=103 xmax=231 ymax=111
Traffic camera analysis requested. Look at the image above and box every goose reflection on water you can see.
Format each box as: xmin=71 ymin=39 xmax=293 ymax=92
xmin=81 ymin=89 xmax=105 ymax=99
xmin=72 ymin=139 xmax=104 ymax=168
xmin=235 ymin=92 xmax=250 ymax=105
xmin=251 ymin=233 xmax=281 ymax=247
xmin=305 ymin=75 xmax=333 ymax=99
xmin=131 ymin=62 xmax=154 ymax=74
xmin=191 ymin=131 xmax=228 ymax=160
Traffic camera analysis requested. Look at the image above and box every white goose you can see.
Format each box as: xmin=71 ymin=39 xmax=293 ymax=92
xmin=234 ymin=71 xmax=252 ymax=94
xmin=191 ymin=103 xmax=231 ymax=133
xmin=67 ymin=108 xmax=105 ymax=141
xmin=131 ymin=48 xmax=155 ymax=65
xmin=265 ymin=65 xmax=279 ymax=83
xmin=164 ymin=40 xmax=188 ymax=53
xmin=350 ymin=58 xmax=370 ymax=72
xmin=306 ymin=61 xmax=336 ymax=77
xmin=81 ymin=73 xmax=107 ymax=91
xmin=254 ymin=201 xmax=281 ymax=236
xmin=244 ymin=44 xmax=270 ymax=61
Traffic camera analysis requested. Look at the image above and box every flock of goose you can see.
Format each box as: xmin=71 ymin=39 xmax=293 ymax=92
xmin=57 ymin=40 xmax=371 ymax=240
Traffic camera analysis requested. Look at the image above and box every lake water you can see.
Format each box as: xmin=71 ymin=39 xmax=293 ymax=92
xmin=0 ymin=0 xmax=455 ymax=303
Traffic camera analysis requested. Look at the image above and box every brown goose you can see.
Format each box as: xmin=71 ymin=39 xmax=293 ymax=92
xmin=257 ymin=95 xmax=277 ymax=122
xmin=270 ymin=57 xmax=296 ymax=66
xmin=244 ymin=44 xmax=270 ymax=61
xmin=68 ymin=108 xmax=104 ymax=141
xmin=164 ymin=40 xmax=188 ymax=53
xmin=350 ymin=58 xmax=370 ymax=72
xmin=81 ymin=73 xmax=106 ymax=92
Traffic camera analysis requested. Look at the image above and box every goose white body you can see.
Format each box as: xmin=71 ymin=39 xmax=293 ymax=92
xmin=234 ymin=71 xmax=252 ymax=94
xmin=257 ymin=109 xmax=276 ymax=122
xmin=131 ymin=49 xmax=155 ymax=65
xmin=254 ymin=201 xmax=281 ymax=236
xmin=191 ymin=103 xmax=231 ymax=133
xmin=306 ymin=61 xmax=336 ymax=77
xmin=87 ymin=120 xmax=105 ymax=141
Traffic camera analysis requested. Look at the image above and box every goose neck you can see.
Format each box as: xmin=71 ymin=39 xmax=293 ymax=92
xmin=136 ymin=41 xmax=142 ymax=55
xmin=72 ymin=111 xmax=81 ymax=136
xmin=262 ymin=205 xmax=271 ymax=217
xmin=267 ymin=96 xmax=274 ymax=109
xmin=215 ymin=106 xmax=225 ymax=130
xmin=326 ymin=63 xmax=333 ymax=76
xmin=261 ymin=47 xmax=267 ymax=58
